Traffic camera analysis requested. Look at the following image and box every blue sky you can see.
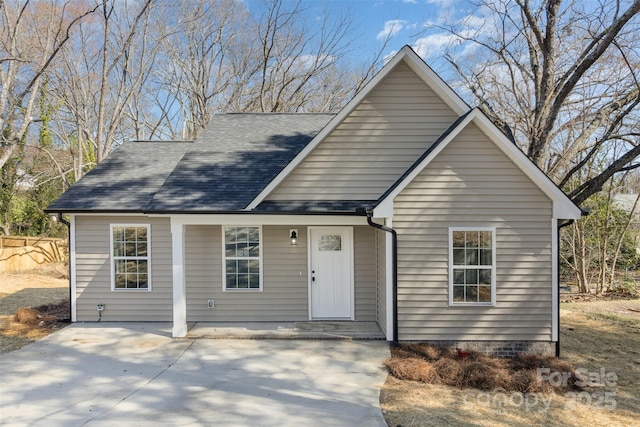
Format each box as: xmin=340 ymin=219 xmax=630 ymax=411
xmin=245 ymin=0 xmax=482 ymax=72
xmin=311 ymin=0 xmax=483 ymax=68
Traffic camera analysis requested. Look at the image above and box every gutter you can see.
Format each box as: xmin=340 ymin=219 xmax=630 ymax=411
xmin=44 ymin=209 xmax=366 ymax=216
xmin=55 ymin=213 xmax=72 ymax=323
xmin=356 ymin=207 xmax=398 ymax=346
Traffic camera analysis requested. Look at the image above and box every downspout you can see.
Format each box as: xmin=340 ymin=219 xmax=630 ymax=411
xmin=356 ymin=207 xmax=398 ymax=346
xmin=57 ymin=213 xmax=72 ymax=323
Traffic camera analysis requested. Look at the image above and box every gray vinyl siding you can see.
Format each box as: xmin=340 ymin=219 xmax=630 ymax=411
xmin=354 ymin=226 xmax=376 ymax=321
xmin=185 ymin=225 xmax=309 ymax=321
xmin=185 ymin=224 xmax=377 ymax=322
xmin=74 ymin=216 xmax=172 ymax=321
xmin=376 ymin=229 xmax=387 ymax=336
xmin=267 ymin=62 xmax=459 ymax=201
xmin=394 ymin=123 xmax=554 ymax=341
xmin=74 ymin=220 xmax=379 ymax=323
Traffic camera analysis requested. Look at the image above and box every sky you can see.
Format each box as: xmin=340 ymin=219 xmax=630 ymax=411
xmin=345 ymin=0 xmax=468 ymax=57
xmin=244 ymin=0 xmax=484 ymax=73
xmin=291 ymin=0 xmax=485 ymax=71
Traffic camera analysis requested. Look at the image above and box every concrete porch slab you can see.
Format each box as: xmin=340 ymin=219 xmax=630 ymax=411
xmin=187 ymin=321 xmax=386 ymax=340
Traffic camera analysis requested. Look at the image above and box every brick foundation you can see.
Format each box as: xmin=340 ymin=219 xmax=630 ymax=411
xmin=415 ymin=340 xmax=555 ymax=358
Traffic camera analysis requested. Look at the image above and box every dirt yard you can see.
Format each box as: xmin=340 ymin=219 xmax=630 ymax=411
xmin=2 ymin=268 xmax=639 ymax=426
xmin=0 ymin=263 xmax=70 ymax=354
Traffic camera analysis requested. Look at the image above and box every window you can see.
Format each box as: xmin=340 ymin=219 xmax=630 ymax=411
xmin=223 ymin=226 xmax=262 ymax=290
xmin=111 ymin=225 xmax=150 ymax=291
xmin=449 ymin=228 xmax=495 ymax=305
xmin=318 ymin=234 xmax=342 ymax=251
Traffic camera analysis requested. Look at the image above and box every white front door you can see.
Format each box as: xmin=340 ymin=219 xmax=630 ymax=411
xmin=309 ymin=227 xmax=353 ymax=319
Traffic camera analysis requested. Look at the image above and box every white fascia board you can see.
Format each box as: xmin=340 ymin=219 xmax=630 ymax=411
xmin=400 ymin=47 xmax=468 ymax=115
xmin=469 ymin=112 xmax=582 ymax=219
xmin=168 ymin=214 xmax=368 ymax=226
xmin=373 ymin=200 xmax=394 ymax=219
xmin=374 ymin=109 xmax=582 ymax=220
xmin=246 ymin=45 xmax=468 ymax=211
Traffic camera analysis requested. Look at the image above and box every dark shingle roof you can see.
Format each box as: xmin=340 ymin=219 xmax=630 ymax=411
xmin=47 ymin=114 xmax=333 ymax=213
xmin=46 ymin=142 xmax=192 ymax=212
xmin=148 ymin=114 xmax=333 ymax=211
xmin=255 ymin=200 xmax=375 ymax=214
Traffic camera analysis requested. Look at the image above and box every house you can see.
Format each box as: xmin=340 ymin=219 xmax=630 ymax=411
xmin=47 ymin=46 xmax=582 ymax=356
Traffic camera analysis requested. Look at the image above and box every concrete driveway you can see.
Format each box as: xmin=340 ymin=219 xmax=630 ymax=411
xmin=0 ymin=323 xmax=389 ymax=426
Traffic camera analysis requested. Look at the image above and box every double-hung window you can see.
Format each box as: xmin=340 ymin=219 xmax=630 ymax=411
xmin=111 ymin=225 xmax=150 ymax=291
xmin=223 ymin=226 xmax=262 ymax=291
xmin=449 ymin=227 xmax=495 ymax=305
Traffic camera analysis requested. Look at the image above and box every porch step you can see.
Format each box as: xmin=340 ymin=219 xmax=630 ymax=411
xmin=186 ymin=321 xmax=386 ymax=340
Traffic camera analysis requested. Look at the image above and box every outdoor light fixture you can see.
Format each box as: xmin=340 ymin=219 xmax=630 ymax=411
xmin=289 ymin=229 xmax=298 ymax=246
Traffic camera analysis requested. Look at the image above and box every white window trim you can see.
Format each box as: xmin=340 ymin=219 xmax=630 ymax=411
xmin=222 ymin=225 xmax=263 ymax=292
xmin=448 ymin=227 xmax=496 ymax=306
xmin=110 ymin=224 xmax=152 ymax=292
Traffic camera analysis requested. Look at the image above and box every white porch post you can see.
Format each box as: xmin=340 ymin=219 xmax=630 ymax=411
xmin=386 ymin=217 xmax=394 ymax=342
xmin=171 ymin=219 xmax=187 ymax=337
xmin=69 ymin=215 xmax=77 ymax=322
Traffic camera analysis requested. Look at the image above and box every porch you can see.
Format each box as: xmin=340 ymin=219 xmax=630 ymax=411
xmin=186 ymin=321 xmax=385 ymax=340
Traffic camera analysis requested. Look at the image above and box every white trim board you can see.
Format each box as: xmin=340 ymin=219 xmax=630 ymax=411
xmin=374 ymin=109 xmax=582 ymax=220
xmin=69 ymin=215 xmax=77 ymax=322
xmin=168 ymin=214 xmax=368 ymax=226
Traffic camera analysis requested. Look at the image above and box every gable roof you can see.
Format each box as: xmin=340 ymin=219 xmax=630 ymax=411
xmin=245 ymin=45 xmax=469 ymax=210
xmin=46 ymin=114 xmax=332 ymax=213
xmin=47 ymin=47 xmax=580 ymax=219
xmin=373 ymin=108 xmax=582 ymax=219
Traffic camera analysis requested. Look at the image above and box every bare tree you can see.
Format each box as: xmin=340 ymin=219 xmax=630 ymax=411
xmin=433 ymin=0 xmax=640 ymax=206
xmin=153 ymin=0 xmax=248 ymax=139
xmin=47 ymin=0 xmax=157 ymax=176
xmin=0 ymin=0 xmax=99 ymax=234
xmin=0 ymin=0 xmax=99 ymax=170
xmin=92 ymin=0 xmax=154 ymax=163
xmin=245 ymin=0 xmax=356 ymax=113
xmin=153 ymin=0 xmax=372 ymax=138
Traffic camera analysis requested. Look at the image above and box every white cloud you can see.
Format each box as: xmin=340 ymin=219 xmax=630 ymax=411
xmin=412 ymin=33 xmax=463 ymax=58
xmin=292 ymin=54 xmax=334 ymax=71
xmin=383 ymin=49 xmax=399 ymax=64
xmin=426 ymin=0 xmax=457 ymax=7
xmin=458 ymin=14 xmax=487 ymax=28
xmin=402 ymin=0 xmax=418 ymax=3
xmin=377 ymin=19 xmax=406 ymax=40
xmin=422 ymin=0 xmax=460 ymax=26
